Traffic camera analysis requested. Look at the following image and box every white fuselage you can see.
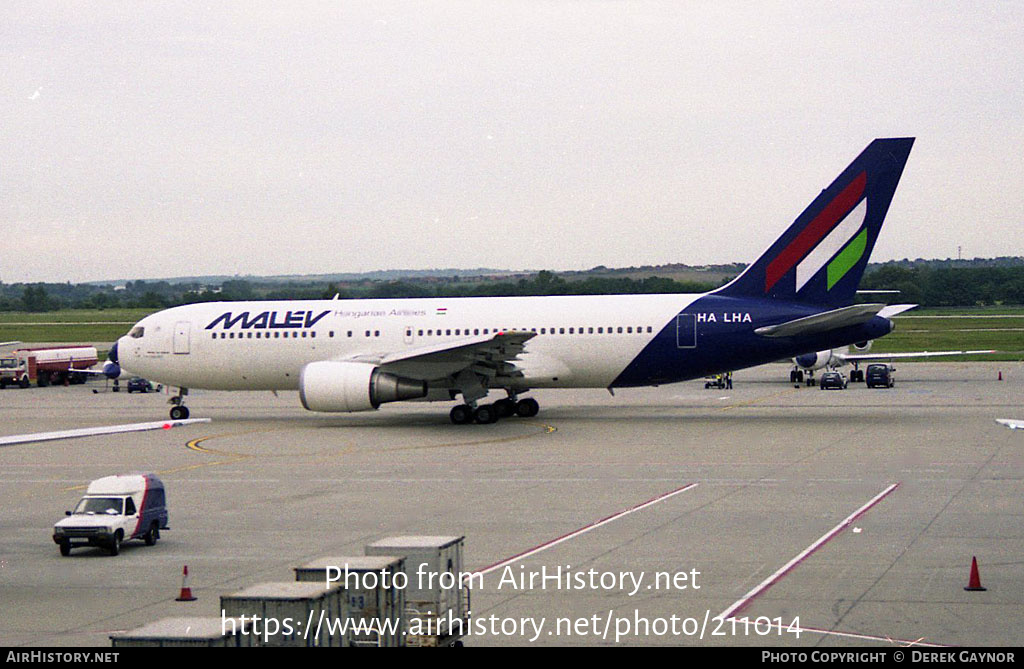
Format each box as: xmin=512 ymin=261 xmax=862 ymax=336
xmin=118 ymin=294 xmax=701 ymax=392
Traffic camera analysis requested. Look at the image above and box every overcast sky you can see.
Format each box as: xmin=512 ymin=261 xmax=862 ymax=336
xmin=3 ymin=2 xmax=1022 ymax=283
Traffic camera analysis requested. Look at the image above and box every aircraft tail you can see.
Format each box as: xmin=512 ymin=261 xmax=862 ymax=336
xmin=714 ymin=138 xmax=914 ymax=308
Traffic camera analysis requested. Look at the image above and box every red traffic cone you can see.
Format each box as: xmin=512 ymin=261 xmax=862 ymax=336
xmin=176 ymin=565 xmax=198 ymax=601
xmin=964 ymin=557 xmax=986 ymax=592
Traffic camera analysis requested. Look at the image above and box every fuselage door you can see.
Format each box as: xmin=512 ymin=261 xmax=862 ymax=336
xmin=173 ymin=321 xmax=191 ymax=354
xmin=676 ymin=314 xmax=696 ymax=349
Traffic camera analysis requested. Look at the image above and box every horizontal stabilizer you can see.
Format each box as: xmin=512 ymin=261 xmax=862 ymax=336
xmin=755 ymin=303 xmax=885 ymax=338
xmin=877 ymin=303 xmax=918 ymax=319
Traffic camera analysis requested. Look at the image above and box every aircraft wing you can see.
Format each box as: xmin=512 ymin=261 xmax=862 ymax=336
xmin=996 ymin=419 xmax=1024 ymax=430
xmin=841 ymin=349 xmax=997 ymax=362
xmin=754 ymin=303 xmax=886 ymax=338
xmin=0 ymin=341 xmax=20 ymax=347
xmin=340 ymin=330 xmax=536 ymax=380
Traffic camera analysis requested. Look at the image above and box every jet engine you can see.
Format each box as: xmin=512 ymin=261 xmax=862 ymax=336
xmin=299 ymin=361 xmax=427 ymax=413
xmin=852 ymin=340 xmax=873 ymax=352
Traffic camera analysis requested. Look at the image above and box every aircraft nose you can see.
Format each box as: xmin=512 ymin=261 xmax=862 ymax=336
xmin=795 ymin=353 xmax=818 ymax=369
xmin=103 ymin=341 xmax=121 ymax=379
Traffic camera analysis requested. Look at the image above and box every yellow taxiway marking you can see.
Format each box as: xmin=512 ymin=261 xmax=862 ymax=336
xmin=380 ymin=421 xmax=557 ymax=453
xmin=717 ymin=387 xmax=800 ymax=411
xmin=59 ymin=458 xmax=248 ymax=493
xmin=50 ymin=421 xmax=557 ymax=495
xmin=183 ymin=421 xmax=558 ymax=461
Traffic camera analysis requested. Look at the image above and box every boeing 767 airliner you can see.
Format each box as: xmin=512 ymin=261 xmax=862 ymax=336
xmin=107 ymin=138 xmax=915 ymax=424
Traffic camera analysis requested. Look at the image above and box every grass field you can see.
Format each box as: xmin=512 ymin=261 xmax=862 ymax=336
xmin=0 ymin=309 xmax=149 ymax=346
xmin=1 ymin=306 xmax=1022 ymax=361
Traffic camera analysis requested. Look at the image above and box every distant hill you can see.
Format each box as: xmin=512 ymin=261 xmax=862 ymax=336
xmin=79 ymin=257 xmax=1024 ymax=288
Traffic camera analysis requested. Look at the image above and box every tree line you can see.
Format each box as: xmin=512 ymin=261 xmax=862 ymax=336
xmin=3 ymin=261 xmax=1024 ymax=311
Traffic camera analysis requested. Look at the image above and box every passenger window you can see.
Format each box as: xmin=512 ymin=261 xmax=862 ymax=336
xmin=124 ymin=498 xmax=137 ymax=516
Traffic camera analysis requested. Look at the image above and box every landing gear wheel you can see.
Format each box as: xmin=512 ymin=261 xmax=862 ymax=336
xmin=494 ymin=398 xmax=516 ymax=418
xmin=515 ymin=398 xmax=540 ymax=418
xmin=473 ymin=404 xmax=499 ymax=424
xmin=169 ymin=405 xmax=190 ymax=420
xmin=449 ymin=404 xmax=473 ymax=425
xmin=59 ymin=540 xmax=71 ymax=557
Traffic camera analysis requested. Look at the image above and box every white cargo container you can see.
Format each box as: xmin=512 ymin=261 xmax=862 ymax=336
xmin=220 ymin=582 xmax=347 ymax=647
xmin=110 ymin=616 xmax=258 ymax=647
xmin=294 ymin=555 xmax=406 ymax=647
xmin=365 ymin=535 xmax=468 ymax=647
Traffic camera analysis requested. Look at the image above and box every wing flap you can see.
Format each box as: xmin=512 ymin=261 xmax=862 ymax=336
xmin=340 ymin=330 xmax=535 ymax=380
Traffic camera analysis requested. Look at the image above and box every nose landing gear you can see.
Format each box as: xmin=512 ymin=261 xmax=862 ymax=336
xmin=168 ymin=388 xmax=190 ymax=420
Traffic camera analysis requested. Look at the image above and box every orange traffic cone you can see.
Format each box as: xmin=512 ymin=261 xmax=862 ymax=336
xmin=176 ymin=565 xmax=198 ymax=601
xmin=964 ymin=557 xmax=986 ymax=592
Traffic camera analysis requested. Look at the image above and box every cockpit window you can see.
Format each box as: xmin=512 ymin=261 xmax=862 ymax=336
xmin=129 ymin=326 xmax=145 ymax=338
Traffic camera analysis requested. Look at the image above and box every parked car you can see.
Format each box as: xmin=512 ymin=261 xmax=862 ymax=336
xmin=704 ymin=374 xmax=726 ymax=389
xmin=126 ymin=377 xmax=153 ymax=393
xmin=819 ymin=371 xmax=849 ymax=390
xmin=52 ymin=474 xmax=168 ymax=556
xmin=865 ymin=363 xmax=895 ymax=388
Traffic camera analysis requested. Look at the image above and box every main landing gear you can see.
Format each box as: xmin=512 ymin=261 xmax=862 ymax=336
xmin=168 ymin=388 xmax=190 ymax=420
xmin=449 ymin=397 xmax=539 ymax=425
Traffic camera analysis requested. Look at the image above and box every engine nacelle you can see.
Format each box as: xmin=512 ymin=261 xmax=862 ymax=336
xmin=852 ymin=340 xmax=873 ymax=352
xmin=794 ymin=350 xmax=834 ymax=371
xmin=299 ymin=361 xmax=427 ymax=413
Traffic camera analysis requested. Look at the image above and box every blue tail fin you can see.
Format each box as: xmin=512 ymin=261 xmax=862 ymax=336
xmin=715 ymin=138 xmax=914 ymax=308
